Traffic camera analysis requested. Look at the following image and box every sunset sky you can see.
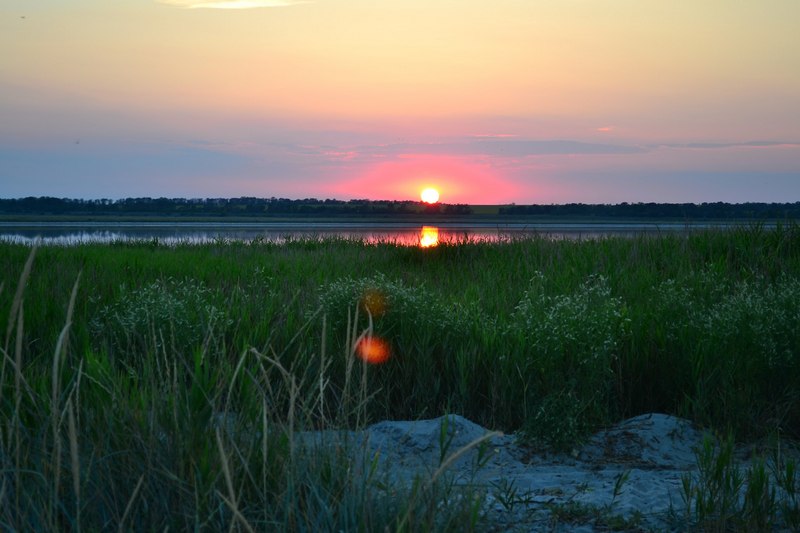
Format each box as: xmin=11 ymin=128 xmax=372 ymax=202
xmin=2 ymin=1 xmax=799 ymax=204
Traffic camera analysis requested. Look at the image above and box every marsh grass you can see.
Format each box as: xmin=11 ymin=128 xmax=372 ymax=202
xmin=2 ymin=224 xmax=800 ymax=529
xmin=677 ymin=432 xmax=800 ymax=531
xmin=0 ymin=248 xmax=491 ymax=530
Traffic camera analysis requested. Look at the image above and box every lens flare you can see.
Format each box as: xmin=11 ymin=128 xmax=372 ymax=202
xmin=419 ymin=225 xmax=439 ymax=248
xmin=360 ymin=288 xmax=388 ymax=317
xmin=356 ymin=336 xmax=391 ymax=365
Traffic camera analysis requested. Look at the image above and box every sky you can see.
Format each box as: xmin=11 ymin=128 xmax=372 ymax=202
xmin=1 ymin=0 xmax=799 ymax=204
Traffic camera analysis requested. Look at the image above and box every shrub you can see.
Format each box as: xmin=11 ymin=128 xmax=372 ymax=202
xmin=316 ymin=274 xmax=478 ymax=422
xmin=513 ymin=273 xmax=629 ymax=450
xmin=650 ymin=271 xmax=800 ymax=436
xmin=90 ymin=277 xmax=231 ymax=363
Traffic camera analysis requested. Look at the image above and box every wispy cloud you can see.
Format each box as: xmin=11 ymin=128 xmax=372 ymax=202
xmin=158 ymin=0 xmax=309 ymax=9
xmin=651 ymin=140 xmax=800 ymax=150
xmin=354 ymin=139 xmax=647 ymax=158
xmin=284 ymin=137 xmax=648 ymax=166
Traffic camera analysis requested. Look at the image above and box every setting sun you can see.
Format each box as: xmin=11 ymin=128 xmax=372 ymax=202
xmin=421 ymin=188 xmax=440 ymax=204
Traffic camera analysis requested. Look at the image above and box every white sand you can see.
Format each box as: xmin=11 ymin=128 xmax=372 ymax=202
xmin=298 ymin=413 xmax=772 ymax=531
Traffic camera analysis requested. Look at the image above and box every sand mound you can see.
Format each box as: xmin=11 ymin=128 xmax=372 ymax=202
xmin=578 ymin=413 xmax=703 ymax=469
xmin=296 ymin=413 xmax=793 ymax=530
xmin=357 ymin=413 xmax=704 ymax=529
xmin=366 ymin=414 xmax=519 ymax=475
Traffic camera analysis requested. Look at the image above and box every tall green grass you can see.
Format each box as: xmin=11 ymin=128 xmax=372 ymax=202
xmin=2 ymin=224 xmax=800 ymax=528
xmin=0 ymin=247 xmax=489 ymax=530
xmin=4 ymin=226 xmax=800 ymax=437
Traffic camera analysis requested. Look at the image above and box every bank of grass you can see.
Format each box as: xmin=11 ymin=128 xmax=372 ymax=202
xmin=2 ymin=224 xmax=800 ymax=529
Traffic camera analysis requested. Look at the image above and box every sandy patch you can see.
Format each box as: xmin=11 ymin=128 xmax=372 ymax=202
xmin=297 ymin=413 xmax=784 ymax=531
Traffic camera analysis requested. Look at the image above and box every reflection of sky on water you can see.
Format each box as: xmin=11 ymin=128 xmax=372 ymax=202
xmin=0 ymin=229 xmax=508 ymax=247
xmin=0 ymin=221 xmax=747 ymax=247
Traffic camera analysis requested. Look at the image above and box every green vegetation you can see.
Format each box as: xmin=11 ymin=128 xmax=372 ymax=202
xmin=676 ymin=433 xmax=800 ymax=531
xmin=2 ymin=224 xmax=800 ymax=529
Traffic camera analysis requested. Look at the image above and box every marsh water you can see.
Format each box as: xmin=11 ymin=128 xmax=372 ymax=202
xmin=0 ymin=221 xmax=749 ymax=247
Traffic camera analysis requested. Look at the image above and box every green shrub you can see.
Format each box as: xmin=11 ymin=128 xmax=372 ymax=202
xmin=317 ymin=274 xmax=479 ymax=422
xmin=90 ymin=277 xmax=231 ymax=362
xmin=513 ymin=273 xmax=629 ymax=450
xmin=654 ymin=272 xmax=800 ymax=435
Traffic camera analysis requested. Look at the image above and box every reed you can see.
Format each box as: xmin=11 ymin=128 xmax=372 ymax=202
xmin=1 ymin=224 xmax=800 ymax=529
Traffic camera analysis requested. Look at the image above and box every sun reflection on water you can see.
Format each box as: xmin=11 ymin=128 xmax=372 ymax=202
xmin=419 ymin=226 xmax=439 ymax=248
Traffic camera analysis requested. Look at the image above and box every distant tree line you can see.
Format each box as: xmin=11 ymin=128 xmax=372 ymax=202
xmin=1 ymin=196 xmax=799 ymax=220
xmin=0 ymin=196 xmax=470 ymax=216
xmin=498 ymin=202 xmax=800 ymax=220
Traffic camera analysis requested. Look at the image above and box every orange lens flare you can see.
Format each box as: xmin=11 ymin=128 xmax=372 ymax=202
xmin=360 ymin=288 xmax=388 ymax=317
xmin=419 ymin=225 xmax=439 ymax=248
xmin=356 ymin=336 xmax=391 ymax=365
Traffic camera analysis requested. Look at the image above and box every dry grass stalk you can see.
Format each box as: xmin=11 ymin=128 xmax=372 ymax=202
xmin=13 ymin=300 xmax=23 ymax=522
xmin=216 ymin=428 xmax=255 ymax=533
xmin=50 ymin=272 xmax=81 ymax=528
xmin=67 ymin=397 xmax=80 ymax=531
xmin=4 ymin=246 xmax=35 ymax=354
xmin=224 ymin=349 xmax=250 ymax=416
xmin=397 ymin=430 xmax=502 ymax=531
xmin=261 ymin=397 xmax=269 ymax=528
xmin=319 ymin=314 xmax=327 ymax=425
xmin=118 ymin=474 xmax=145 ymax=533
xmin=252 ymin=348 xmax=299 ymax=462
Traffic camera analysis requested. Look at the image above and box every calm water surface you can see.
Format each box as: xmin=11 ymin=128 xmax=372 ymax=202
xmin=0 ymin=221 xmax=745 ymax=247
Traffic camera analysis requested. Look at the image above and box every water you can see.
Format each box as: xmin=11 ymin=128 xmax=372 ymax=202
xmin=0 ymin=221 xmax=745 ymax=247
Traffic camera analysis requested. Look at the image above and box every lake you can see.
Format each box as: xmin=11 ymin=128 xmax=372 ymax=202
xmin=0 ymin=220 xmax=752 ymax=247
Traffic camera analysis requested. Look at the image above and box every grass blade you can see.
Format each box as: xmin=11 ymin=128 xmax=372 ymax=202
xmin=4 ymin=246 xmax=35 ymax=354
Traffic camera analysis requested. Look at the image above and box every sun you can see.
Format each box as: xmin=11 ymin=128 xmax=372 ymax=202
xmin=420 ymin=187 xmax=440 ymax=204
